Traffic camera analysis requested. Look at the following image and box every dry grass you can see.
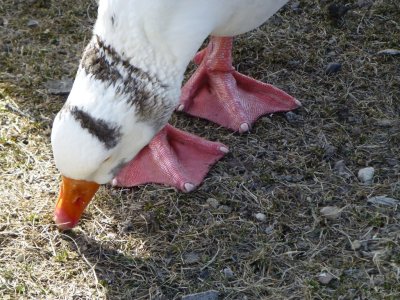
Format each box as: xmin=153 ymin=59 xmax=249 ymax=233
xmin=1 ymin=0 xmax=399 ymax=299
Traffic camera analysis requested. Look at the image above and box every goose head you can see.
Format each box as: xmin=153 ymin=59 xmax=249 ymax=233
xmin=51 ymin=37 xmax=176 ymax=230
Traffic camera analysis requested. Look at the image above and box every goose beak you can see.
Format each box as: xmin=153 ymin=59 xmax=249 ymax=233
xmin=54 ymin=176 xmax=100 ymax=230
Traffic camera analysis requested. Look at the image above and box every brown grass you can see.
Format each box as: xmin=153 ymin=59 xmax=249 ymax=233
xmin=1 ymin=0 xmax=399 ymax=299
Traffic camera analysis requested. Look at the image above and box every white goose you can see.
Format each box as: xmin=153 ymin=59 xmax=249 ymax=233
xmin=51 ymin=0 xmax=300 ymax=229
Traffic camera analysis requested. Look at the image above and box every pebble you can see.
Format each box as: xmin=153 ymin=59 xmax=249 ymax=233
xmin=376 ymin=119 xmax=394 ymax=127
xmin=206 ymin=198 xmax=219 ymax=209
xmin=377 ymin=49 xmax=400 ymax=56
xmin=317 ymin=272 xmax=334 ymax=285
xmin=328 ymin=4 xmax=351 ymax=20
xmin=182 ymin=290 xmax=219 ymax=300
xmin=372 ymin=275 xmax=385 ymax=286
xmin=120 ymin=220 xmax=134 ymax=233
xmin=222 ymin=267 xmax=234 ymax=278
xmin=45 ymin=78 xmax=74 ymax=95
xmin=320 ymin=206 xmax=341 ymax=220
xmin=344 ymin=268 xmax=364 ymax=279
xmin=334 ymin=160 xmax=352 ymax=178
xmin=27 ymin=19 xmax=39 ymax=28
xmin=16 ymin=254 xmax=25 ymax=262
xmin=357 ymin=167 xmax=374 ymax=184
xmin=325 ymin=62 xmax=342 ymax=75
xmin=351 ymin=240 xmax=362 ymax=250
xmin=0 ymin=41 xmax=12 ymax=53
xmin=323 ymin=144 xmax=337 ymax=159
xmin=199 ymin=268 xmax=210 ymax=280
xmin=106 ymin=232 xmax=116 ymax=239
xmin=285 ymin=111 xmax=303 ymax=124
xmin=291 ymin=1 xmax=301 ymax=12
xmin=254 ymin=213 xmax=267 ymax=222
xmin=357 ymin=0 xmax=373 ymax=8
xmin=287 ymin=60 xmax=301 ymax=67
xmin=264 ymin=225 xmax=275 ymax=235
xmin=267 ymin=15 xmax=283 ymax=26
xmin=218 ymin=205 xmax=232 ymax=214
xmin=183 ymin=252 xmax=200 ymax=264
xmin=0 ymin=17 xmax=7 ymax=26
xmin=367 ymin=196 xmax=399 ymax=207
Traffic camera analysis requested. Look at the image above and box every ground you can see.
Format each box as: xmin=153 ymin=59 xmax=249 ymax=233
xmin=0 ymin=0 xmax=399 ymax=299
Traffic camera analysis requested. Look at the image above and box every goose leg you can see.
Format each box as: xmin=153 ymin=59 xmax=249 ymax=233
xmin=112 ymin=124 xmax=228 ymax=192
xmin=179 ymin=36 xmax=301 ymax=133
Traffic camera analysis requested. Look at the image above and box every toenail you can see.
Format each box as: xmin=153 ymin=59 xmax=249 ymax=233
xmin=177 ymin=104 xmax=184 ymax=111
xmin=111 ymin=178 xmax=118 ymax=186
xmin=220 ymin=146 xmax=229 ymax=153
xmin=239 ymin=123 xmax=250 ymax=133
xmin=184 ymin=183 xmax=196 ymax=192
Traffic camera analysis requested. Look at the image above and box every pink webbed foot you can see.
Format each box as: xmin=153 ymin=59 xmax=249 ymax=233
xmin=179 ymin=36 xmax=301 ymax=133
xmin=112 ymin=124 xmax=228 ymax=192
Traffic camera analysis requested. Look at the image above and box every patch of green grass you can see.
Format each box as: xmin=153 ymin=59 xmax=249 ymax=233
xmin=54 ymin=249 xmax=69 ymax=263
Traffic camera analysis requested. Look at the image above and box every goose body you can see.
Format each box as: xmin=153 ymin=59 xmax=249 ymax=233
xmin=51 ymin=0 xmax=296 ymax=229
xmin=94 ymin=0 xmax=288 ymax=78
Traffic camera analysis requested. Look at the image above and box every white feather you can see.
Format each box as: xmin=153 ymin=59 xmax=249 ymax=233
xmin=51 ymin=0 xmax=289 ymax=184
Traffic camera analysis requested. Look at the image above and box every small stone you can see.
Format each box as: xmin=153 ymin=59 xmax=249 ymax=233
xmin=351 ymin=240 xmax=362 ymax=250
xmin=367 ymin=196 xmax=399 ymax=207
xmin=1 ymin=42 xmax=12 ymax=53
xmin=264 ymin=225 xmax=274 ymax=235
xmin=182 ymin=290 xmax=219 ymax=300
xmin=351 ymin=127 xmax=362 ymax=135
xmin=328 ymin=37 xmax=337 ymax=45
xmin=372 ymin=275 xmax=385 ymax=286
xmin=222 ymin=267 xmax=234 ymax=278
xmin=325 ymin=62 xmax=342 ymax=75
xmin=334 ymin=160 xmax=352 ymax=179
xmin=328 ymin=4 xmax=351 ymax=20
xmin=278 ymin=174 xmax=304 ymax=183
xmin=285 ymin=111 xmax=303 ymax=123
xmin=377 ymin=49 xmax=400 ymax=56
xmin=163 ymin=256 xmax=172 ymax=265
xmin=357 ymin=0 xmax=373 ymax=8
xmin=267 ymin=15 xmax=283 ymax=26
xmin=120 ymin=219 xmax=134 ymax=232
xmin=16 ymin=254 xmax=25 ymax=262
xmin=376 ymin=119 xmax=395 ymax=127
xmin=206 ymin=198 xmax=219 ymax=209
xmin=45 ymin=78 xmax=74 ymax=95
xmin=0 ymin=17 xmax=8 ymax=26
xmin=326 ymin=50 xmax=336 ymax=57
xmin=288 ymin=60 xmax=301 ymax=67
xmin=254 ymin=213 xmax=267 ymax=222
xmin=357 ymin=167 xmax=374 ymax=184
xmin=386 ymin=158 xmax=399 ymax=167
xmin=199 ymin=268 xmax=210 ymax=280
xmin=323 ymin=144 xmax=337 ymax=159
xmin=183 ymin=252 xmax=200 ymax=264
xmin=218 ymin=205 xmax=232 ymax=214
xmin=107 ymin=232 xmax=116 ymax=239
xmin=317 ymin=272 xmax=334 ymax=285
xmin=291 ymin=1 xmax=301 ymax=12
xmin=344 ymin=268 xmax=364 ymax=279
xmin=27 ymin=19 xmax=39 ymax=28
xmin=320 ymin=206 xmax=341 ymax=220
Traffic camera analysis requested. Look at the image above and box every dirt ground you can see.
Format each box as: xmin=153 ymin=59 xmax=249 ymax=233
xmin=0 ymin=0 xmax=399 ymax=299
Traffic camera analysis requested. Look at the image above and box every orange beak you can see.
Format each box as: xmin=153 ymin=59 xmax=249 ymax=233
xmin=54 ymin=176 xmax=100 ymax=230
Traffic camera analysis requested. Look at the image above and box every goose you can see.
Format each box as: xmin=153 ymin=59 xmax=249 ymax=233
xmin=51 ymin=0 xmax=300 ymax=230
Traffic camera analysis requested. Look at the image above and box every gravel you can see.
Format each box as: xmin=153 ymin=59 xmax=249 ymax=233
xmin=357 ymin=167 xmax=374 ymax=184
